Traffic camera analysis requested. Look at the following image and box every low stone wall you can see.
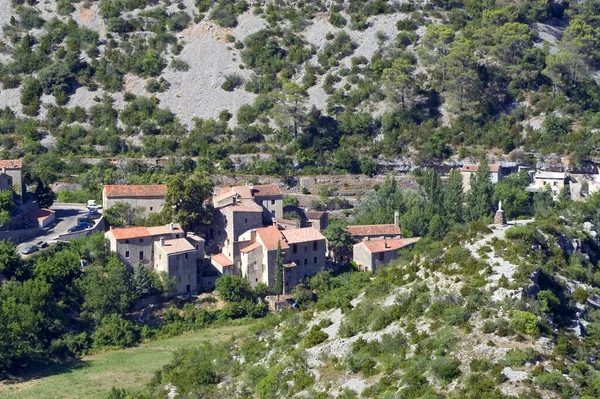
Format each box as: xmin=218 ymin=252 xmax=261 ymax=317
xmin=57 ymin=217 xmax=106 ymax=241
xmin=0 ymin=227 xmax=43 ymax=244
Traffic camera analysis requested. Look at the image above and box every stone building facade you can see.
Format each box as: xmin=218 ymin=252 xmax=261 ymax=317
xmin=0 ymin=159 xmax=25 ymax=203
xmin=346 ymin=224 xmax=402 ymax=242
xmin=353 ymin=238 xmax=420 ymax=272
xmin=102 ymin=185 xmax=167 ymax=216
xmin=154 ymin=235 xmax=204 ymax=294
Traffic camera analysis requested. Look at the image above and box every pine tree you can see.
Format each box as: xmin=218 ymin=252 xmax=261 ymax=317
xmin=466 ymin=159 xmax=494 ymax=222
xmin=274 ymin=241 xmax=283 ymax=297
xmin=444 ymin=168 xmax=464 ymax=224
xmin=133 ymin=263 xmax=153 ymax=298
xmin=35 ymin=179 xmax=55 ymax=209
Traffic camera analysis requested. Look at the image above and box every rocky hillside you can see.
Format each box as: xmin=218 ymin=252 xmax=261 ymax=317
xmin=121 ymin=200 xmax=600 ymax=399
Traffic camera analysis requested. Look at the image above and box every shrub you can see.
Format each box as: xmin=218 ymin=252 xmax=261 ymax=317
xmin=431 ymin=356 xmax=461 ymax=383
xmin=91 ymin=314 xmax=138 ymax=349
xmin=511 ymin=311 xmax=539 ymax=336
xmin=221 ymin=73 xmax=244 ymax=91
xmin=170 ymin=58 xmax=190 ymax=71
xmin=572 ymin=286 xmax=588 ymax=304
xmin=503 ymin=348 xmax=539 ymax=367
xmin=304 ymin=325 xmax=328 ymax=347
xmin=535 ymin=371 xmax=570 ymax=393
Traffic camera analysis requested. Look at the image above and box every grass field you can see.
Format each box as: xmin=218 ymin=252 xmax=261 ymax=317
xmin=0 ymin=323 xmax=250 ymax=399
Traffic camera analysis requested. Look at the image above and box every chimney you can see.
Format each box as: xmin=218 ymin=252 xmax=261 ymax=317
xmin=170 ymin=222 xmax=174 ymax=232
xmin=249 ymin=183 xmax=254 ymax=194
xmin=384 ymin=241 xmax=388 ymax=249
xmin=1 ymin=168 xmax=5 ymax=174
xmin=394 ymin=211 xmax=399 ymax=227
xmin=160 ymin=237 xmax=165 ymax=247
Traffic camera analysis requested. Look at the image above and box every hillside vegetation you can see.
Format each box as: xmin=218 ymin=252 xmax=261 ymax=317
xmin=112 ymin=193 xmax=600 ymax=399
xmin=1 ymin=0 xmax=600 ymax=190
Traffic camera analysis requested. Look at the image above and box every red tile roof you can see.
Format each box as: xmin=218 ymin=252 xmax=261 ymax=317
xmin=251 ymin=184 xmax=283 ymax=198
xmin=357 ymin=238 xmax=420 ymax=253
xmin=220 ymin=199 xmax=263 ymax=213
xmin=256 ymin=226 xmax=288 ymax=251
xmin=108 ymin=223 xmax=181 ymax=240
xmin=30 ymin=207 xmax=55 ymax=221
xmin=109 ymin=226 xmax=150 ymax=240
xmin=347 ymin=224 xmax=401 ymax=237
xmin=240 ymin=241 xmax=263 ymax=253
xmin=211 ymin=253 xmax=234 ymax=267
xmin=104 ymin=184 xmax=167 ymax=198
xmin=460 ymin=164 xmax=500 ymax=173
xmin=0 ymin=159 xmax=21 ymax=169
xmin=282 ymin=227 xmax=325 ymax=244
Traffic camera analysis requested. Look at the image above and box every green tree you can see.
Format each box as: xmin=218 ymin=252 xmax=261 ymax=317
xmin=492 ymin=172 xmax=532 ymax=219
xmin=274 ymin=241 xmax=283 ymax=296
xmin=35 ymin=179 xmax=55 ymax=208
xmin=0 ymin=191 xmax=14 ymax=226
xmin=132 ymin=263 xmax=155 ymax=299
xmin=382 ymin=58 xmax=416 ymax=109
xmin=78 ymin=256 xmax=135 ymax=324
xmin=323 ymin=223 xmax=353 ymax=263
xmin=533 ymin=186 xmax=554 ymax=215
xmin=104 ymin=201 xmax=145 ymax=227
xmin=162 ymin=172 xmax=214 ymax=232
xmin=270 ymin=82 xmax=308 ymax=138
xmin=91 ymin=314 xmax=138 ymax=349
xmin=0 ymin=240 xmax=25 ymax=280
xmin=34 ymin=250 xmax=81 ymax=301
xmin=419 ymin=24 xmax=454 ymax=92
xmin=443 ymin=168 xmax=464 ymax=224
xmin=465 ymin=159 xmax=494 ymax=222
xmin=215 ymin=274 xmax=253 ymax=302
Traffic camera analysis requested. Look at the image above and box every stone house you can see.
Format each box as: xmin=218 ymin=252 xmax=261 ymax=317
xmin=106 ymin=223 xmax=204 ymax=294
xmin=346 ymin=224 xmax=402 ymax=242
xmin=353 ymin=238 xmax=420 ymax=272
xmin=0 ymin=159 xmax=25 ymax=203
xmin=532 ymin=171 xmax=568 ymax=200
xmin=304 ymin=211 xmax=328 ymax=231
xmin=154 ymin=235 xmax=204 ymax=294
xmin=30 ymin=207 xmax=55 ymax=228
xmin=212 ymin=226 xmax=327 ymax=293
xmin=213 ymin=183 xmax=284 ymax=221
xmin=105 ymin=223 xmax=185 ymax=269
xmin=102 ymin=185 xmax=167 ymax=216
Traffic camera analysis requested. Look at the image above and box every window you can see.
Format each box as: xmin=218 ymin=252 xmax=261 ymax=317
xmin=245 ymin=218 xmax=248 ymax=223
xmin=159 ymin=254 xmax=161 ymax=260
xmin=139 ymin=251 xmax=144 ymax=260
xmin=139 ymin=238 xmax=143 ymax=243
xmin=175 ymin=234 xmax=179 ymax=238
xmin=186 ymin=284 xmax=191 ymax=293
xmin=293 ymin=244 xmax=297 ymax=253
xmin=304 ymin=258 xmax=308 ymax=265
xmin=176 ymin=255 xmax=180 ymax=260
xmin=271 ymin=210 xmax=276 ymax=217
xmin=313 ymin=242 xmax=318 ymax=251
xmin=125 ymin=239 xmax=129 ymax=244
xmin=379 ymin=252 xmax=384 ymax=261
xmin=304 ymin=246 xmax=307 ymax=253
xmin=271 ymin=199 xmax=275 ymax=205
xmin=150 ymin=207 xmax=153 ymax=211
xmin=314 ymin=257 xmax=317 ymax=264
xmin=185 ymin=253 xmax=188 ymax=259
xmin=125 ymin=250 xmax=130 ymax=258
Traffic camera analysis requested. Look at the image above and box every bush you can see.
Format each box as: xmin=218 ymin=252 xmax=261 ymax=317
xmin=171 ymin=58 xmax=190 ymax=71
xmin=503 ymin=348 xmax=539 ymax=367
xmin=511 ymin=311 xmax=539 ymax=336
xmin=535 ymin=371 xmax=570 ymax=393
xmin=91 ymin=314 xmax=138 ymax=349
xmin=572 ymin=286 xmax=588 ymax=304
xmin=304 ymin=325 xmax=328 ymax=347
xmin=431 ymin=356 xmax=461 ymax=383
xmin=221 ymin=73 xmax=244 ymax=91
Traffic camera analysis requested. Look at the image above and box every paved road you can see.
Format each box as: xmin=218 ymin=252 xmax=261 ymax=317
xmin=17 ymin=203 xmax=92 ymax=255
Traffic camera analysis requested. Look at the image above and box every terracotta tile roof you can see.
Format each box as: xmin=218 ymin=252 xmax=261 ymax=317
xmin=256 ymin=226 xmax=288 ymax=251
xmin=30 ymin=207 xmax=55 ymax=221
xmin=213 ymin=187 xmax=235 ymax=203
xmin=282 ymin=227 xmax=325 ymax=244
xmin=146 ymin=223 xmax=183 ymax=236
xmin=460 ymin=164 xmax=500 ymax=173
xmin=232 ymin=185 xmax=253 ymax=199
xmin=211 ymin=253 xmax=234 ymax=267
xmin=220 ymin=199 xmax=263 ymax=213
xmin=305 ymin=211 xmax=326 ymax=219
xmin=103 ymin=184 xmax=167 ymax=198
xmin=155 ymin=238 xmax=195 ymax=255
xmin=347 ymin=224 xmax=401 ymax=237
xmin=108 ymin=223 xmax=182 ymax=240
xmin=0 ymin=159 xmax=21 ymax=169
xmin=109 ymin=226 xmax=150 ymax=240
xmin=251 ymin=184 xmax=283 ymax=198
xmin=357 ymin=238 xmax=420 ymax=253
xmin=240 ymin=241 xmax=263 ymax=253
